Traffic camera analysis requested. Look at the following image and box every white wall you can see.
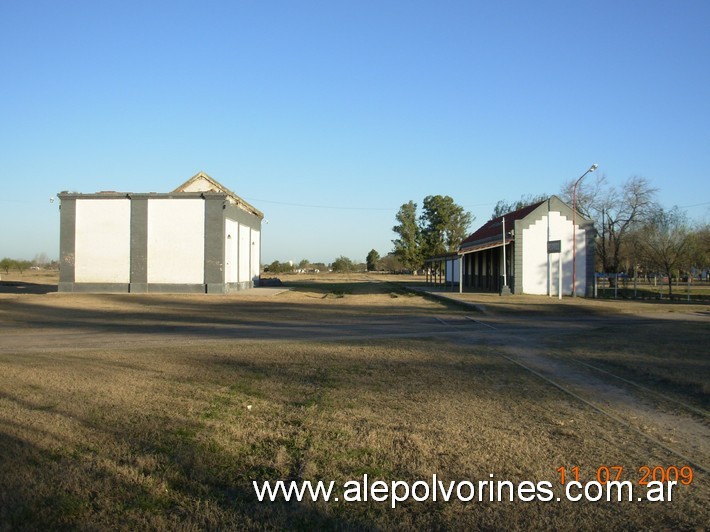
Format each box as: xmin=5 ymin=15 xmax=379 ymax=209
xmin=250 ymin=228 xmax=260 ymax=282
xmin=522 ymin=211 xmax=586 ymax=296
xmin=147 ymin=199 xmax=205 ymax=284
xmin=238 ymin=223 xmax=251 ymax=283
xmin=225 ymin=219 xmax=239 ymax=283
xmin=75 ymin=199 xmax=131 ymax=283
xmin=225 ymin=220 xmax=259 ymax=285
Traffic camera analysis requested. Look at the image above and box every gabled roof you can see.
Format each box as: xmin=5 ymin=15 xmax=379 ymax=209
xmin=174 ymin=171 xmax=263 ymax=219
xmin=458 ymin=195 xmax=594 ymax=254
xmin=459 ymin=200 xmax=545 ymax=252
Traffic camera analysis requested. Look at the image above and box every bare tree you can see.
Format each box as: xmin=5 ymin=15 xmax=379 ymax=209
xmin=560 ymin=173 xmax=608 ymax=219
xmin=634 ymin=207 xmax=694 ymax=297
xmin=379 ymin=253 xmax=403 ymax=273
xmin=33 ymin=252 xmax=50 ymax=268
xmin=561 ymin=175 xmax=658 ymax=273
xmin=694 ymin=224 xmax=710 ymax=277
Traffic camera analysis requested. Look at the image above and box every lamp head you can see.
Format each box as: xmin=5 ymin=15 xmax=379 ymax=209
xmin=590 ymin=163 xmax=599 ymax=172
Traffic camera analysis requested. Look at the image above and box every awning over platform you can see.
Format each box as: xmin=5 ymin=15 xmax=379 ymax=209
xmin=458 ymin=238 xmax=513 ymax=255
xmin=423 ymin=253 xmax=459 ymax=264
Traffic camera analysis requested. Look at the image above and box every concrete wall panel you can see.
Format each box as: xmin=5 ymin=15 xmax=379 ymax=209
xmin=147 ymin=199 xmax=205 ymax=284
xmin=75 ymin=199 xmax=131 ymax=283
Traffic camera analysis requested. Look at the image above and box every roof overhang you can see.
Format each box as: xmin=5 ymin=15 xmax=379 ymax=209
xmin=423 ymin=252 xmax=459 ymax=264
xmin=459 ymin=238 xmax=513 ymax=255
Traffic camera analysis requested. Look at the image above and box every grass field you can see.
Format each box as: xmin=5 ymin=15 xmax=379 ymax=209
xmin=0 ymin=273 xmax=708 ymax=529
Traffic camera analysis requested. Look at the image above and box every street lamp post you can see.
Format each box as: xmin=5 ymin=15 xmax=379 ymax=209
xmin=572 ymin=163 xmax=598 ymax=297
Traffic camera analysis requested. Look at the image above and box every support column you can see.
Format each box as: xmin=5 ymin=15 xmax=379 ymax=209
xmin=204 ymin=196 xmax=226 ymax=293
xmin=459 ymin=255 xmax=463 ymax=294
xmin=58 ymin=196 xmax=76 ymax=292
xmin=129 ymin=197 xmax=148 ymax=293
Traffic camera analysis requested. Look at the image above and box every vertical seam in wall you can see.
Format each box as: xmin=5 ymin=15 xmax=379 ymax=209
xmin=514 ymin=220 xmax=523 ymax=294
xmin=203 ymin=198 xmax=209 ymax=289
xmin=237 ymin=222 xmax=243 ymax=283
xmin=203 ymin=197 xmax=225 ymax=289
xmin=59 ymin=197 xmax=76 ymax=285
xmin=130 ymin=198 xmax=148 ymax=285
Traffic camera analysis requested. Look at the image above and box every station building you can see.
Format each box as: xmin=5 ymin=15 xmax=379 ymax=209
xmin=426 ymin=196 xmax=595 ymax=297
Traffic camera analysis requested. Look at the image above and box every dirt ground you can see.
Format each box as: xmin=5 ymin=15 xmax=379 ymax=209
xmin=0 ymin=273 xmax=708 ymax=529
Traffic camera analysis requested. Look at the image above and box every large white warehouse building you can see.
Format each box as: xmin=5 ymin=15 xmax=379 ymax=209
xmin=58 ymin=172 xmax=264 ymax=293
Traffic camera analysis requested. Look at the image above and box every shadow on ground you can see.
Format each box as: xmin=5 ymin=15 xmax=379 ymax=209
xmin=0 ymin=281 xmax=57 ymax=295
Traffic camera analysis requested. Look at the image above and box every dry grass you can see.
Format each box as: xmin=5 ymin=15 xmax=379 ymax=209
xmin=400 ymin=280 xmax=710 ymax=401
xmin=0 ymin=275 xmax=708 ymax=529
xmin=408 ymin=285 xmax=710 ymax=317
xmin=541 ymin=318 xmax=710 ymax=401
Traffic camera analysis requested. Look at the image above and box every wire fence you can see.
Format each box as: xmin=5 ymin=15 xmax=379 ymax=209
xmin=594 ymin=273 xmax=710 ymax=301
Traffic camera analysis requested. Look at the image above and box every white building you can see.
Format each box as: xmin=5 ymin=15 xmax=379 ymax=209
xmin=58 ymin=172 xmax=264 ymax=293
xmin=427 ymin=196 xmax=595 ymax=296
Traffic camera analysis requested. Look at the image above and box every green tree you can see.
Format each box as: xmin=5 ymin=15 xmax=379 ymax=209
xmin=419 ymin=195 xmax=473 ymax=257
xmin=0 ymin=258 xmax=13 ymax=274
xmin=331 ymin=256 xmax=354 ymax=272
xmin=366 ymin=249 xmax=380 ymax=271
xmin=266 ymin=260 xmax=294 ymax=274
xmin=16 ymin=260 xmax=32 ymax=274
xmin=392 ymin=201 xmax=422 ymax=271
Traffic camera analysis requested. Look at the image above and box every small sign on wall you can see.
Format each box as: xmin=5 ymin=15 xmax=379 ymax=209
xmin=547 ymin=240 xmax=561 ymax=254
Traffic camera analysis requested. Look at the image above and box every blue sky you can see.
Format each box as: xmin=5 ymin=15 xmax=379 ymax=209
xmin=1 ymin=0 xmax=708 ymax=264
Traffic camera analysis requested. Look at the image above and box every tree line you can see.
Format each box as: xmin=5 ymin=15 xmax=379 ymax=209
xmin=1 ymin=254 xmax=58 ymax=275
xmin=263 ymin=252 xmax=406 ymax=274
xmin=1 ymin=258 xmax=33 ymax=274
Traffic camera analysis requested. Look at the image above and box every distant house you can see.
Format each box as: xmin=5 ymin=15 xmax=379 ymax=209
xmin=426 ymin=196 xmax=595 ymax=296
xmin=58 ymin=171 xmax=264 ymax=293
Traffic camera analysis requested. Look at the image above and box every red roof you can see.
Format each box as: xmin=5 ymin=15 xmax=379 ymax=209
xmin=460 ymin=200 xmax=545 ymax=250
